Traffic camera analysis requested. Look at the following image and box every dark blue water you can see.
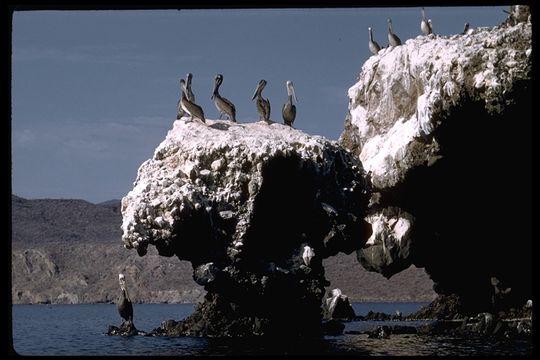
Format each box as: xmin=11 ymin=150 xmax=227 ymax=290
xmin=11 ymin=303 xmax=531 ymax=355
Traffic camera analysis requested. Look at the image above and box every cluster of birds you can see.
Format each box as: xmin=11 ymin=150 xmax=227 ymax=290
xmin=177 ymin=73 xmax=298 ymax=127
xmin=367 ymin=7 xmax=472 ymax=55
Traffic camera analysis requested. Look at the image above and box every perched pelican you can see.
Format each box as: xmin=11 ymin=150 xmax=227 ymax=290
xmin=211 ymin=74 xmax=236 ymax=122
xmin=117 ymin=273 xmax=133 ymax=325
xmin=180 ymin=79 xmax=205 ymax=123
xmin=421 ymin=8 xmax=433 ymax=35
xmin=185 ymin=73 xmax=195 ymax=102
xmin=387 ymin=18 xmax=402 ymax=47
xmin=281 ymin=80 xmax=297 ymax=127
xmin=368 ymin=27 xmax=381 ymax=55
xmin=302 ymin=245 xmax=315 ymax=267
xmin=462 ymin=22 xmax=470 ymax=35
xmin=252 ymin=79 xmax=271 ymax=122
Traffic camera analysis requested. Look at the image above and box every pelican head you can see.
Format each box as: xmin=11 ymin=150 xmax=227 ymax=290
xmin=286 ymin=80 xmax=297 ymax=102
xmin=180 ymin=78 xmax=186 ymax=91
xmin=118 ymin=273 xmax=126 ymax=290
xmin=252 ymin=79 xmax=267 ymax=100
xmin=212 ymin=74 xmax=223 ymax=99
xmin=421 ymin=7 xmax=426 ymax=20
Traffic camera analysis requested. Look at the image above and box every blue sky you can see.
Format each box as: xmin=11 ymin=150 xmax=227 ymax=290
xmin=11 ymin=7 xmax=508 ymax=203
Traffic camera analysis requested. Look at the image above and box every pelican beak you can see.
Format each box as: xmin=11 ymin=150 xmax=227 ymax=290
xmin=252 ymin=84 xmax=260 ymax=101
xmin=291 ymin=85 xmax=298 ymax=103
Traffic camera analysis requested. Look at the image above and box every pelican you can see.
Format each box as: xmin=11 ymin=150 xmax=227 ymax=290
xmin=368 ymin=27 xmax=381 ymax=55
xmin=252 ymin=79 xmax=271 ymax=122
xmin=180 ymin=79 xmax=205 ymax=123
xmin=211 ymin=74 xmax=236 ymax=122
xmin=302 ymin=245 xmax=315 ymax=267
xmin=462 ymin=22 xmax=470 ymax=35
xmin=117 ymin=273 xmax=133 ymax=325
xmin=185 ymin=73 xmax=195 ymax=102
xmin=387 ymin=18 xmax=401 ymax=47
xmin=176 ymin=93 xmax=184 ymax=120
xmin=281 ymin=80 xmax=297 ymax=127
xmin=421 ymin=8 xmax=432 ymax=35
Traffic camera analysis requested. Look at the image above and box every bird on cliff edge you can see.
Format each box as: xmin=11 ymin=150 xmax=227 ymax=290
xmin=252 ymin=79 xmax=271 ymax=122
xmin=211 ymin=74 xmax=237 ymax=122
xmin=302 ymin=245 xmax=315 ymax=267
xmin=117 ymin=273 xmax=133 ymax=325
xmin=368 ymin=27 xmax=381 ymax=55
xmin=420 ymin=8 xmax=433 ymax=35
xmin=282 ymin=80 xmax=298 ymax=127
xmin=387 ymin=18 xmax=402 ymax=47
xmin=180 ymin=78 xmax=206 ymax=123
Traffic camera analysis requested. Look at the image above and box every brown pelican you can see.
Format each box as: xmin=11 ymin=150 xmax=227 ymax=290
xmin=185 ymin=73 xmax=195 ymax=102
xmin=176 ymin=95 xmax=184 ymax=119
xmin=421 ymin=8 xmax=432 ymax=35
xmin=387 ymin=18 xmax=401 ymax=47
xmin=211 ymin=74 xmax=236 ymax=122
xmin=368 ymin=27 xmax=381 ymax=55
xmin=302 ymin=245 xmax=315 ymax=267
xmin=252 ymin=79 xmax=271 ymax=122
xmin=282 ymin=80 xmax=297 ymax=127
xmin=180 ymin=79 xmax=205 ymax=123
xmin=117 ymin=273 xmax=133 ymax=325
xmin=462 ymin=22 xmax=470 ymax=35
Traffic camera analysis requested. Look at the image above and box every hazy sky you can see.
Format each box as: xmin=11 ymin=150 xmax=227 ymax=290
xmin=11 ymin=7 xmax=508 ymax=203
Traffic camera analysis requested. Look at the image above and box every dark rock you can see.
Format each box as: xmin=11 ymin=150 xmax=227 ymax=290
xmin=408 ymin=294 xmax=464 ymax=320
xmin=322 ymin=288 xmax=356 ymax=320
xmin=106 ymin=321 xmax=146 ymax=336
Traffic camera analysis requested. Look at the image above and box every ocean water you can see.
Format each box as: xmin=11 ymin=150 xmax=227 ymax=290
xmin=11 ymin=303 xmax=531 ymax=356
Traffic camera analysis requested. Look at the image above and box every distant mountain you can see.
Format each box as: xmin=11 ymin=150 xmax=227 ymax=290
xmin=11 ymin=195 xmax=436 ymax=304
xmin=11 ymin=195 xmax=122 ymax=245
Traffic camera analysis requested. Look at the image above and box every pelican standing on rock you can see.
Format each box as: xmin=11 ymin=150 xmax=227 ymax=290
xmin=282 ymin=80 xmax=297 ymax=127
xmin=117 ymin=273 xmax=133 ymax=325
xmin=180 ymin=78 xmax=206 ymax=123
xmin=387 ymin=18 xmax=402 ymax=47
xmin=462 ymin=22 xmax=470 ymax=35
xmin=421 ymin=8 xmax=433 ymax=35
xmin=302 ymin=245 xmax=315 ymax=267
xmin=252 ymin=79 xmax=271 ymax=122
xmin=211 ymin=74 xmax=236 ymax=122
xmin=368 ymin=27 xmax=381 ymax=55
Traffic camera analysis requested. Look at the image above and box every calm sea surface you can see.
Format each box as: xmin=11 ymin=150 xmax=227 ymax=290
xmin=11 ymin=303 xmax=531 ymax=355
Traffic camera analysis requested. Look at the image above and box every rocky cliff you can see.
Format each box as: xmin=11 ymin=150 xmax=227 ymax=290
xmin=121 ymin=119 xmax=372 ymax=336
xmin=340 ymin=8 xmax=532 ymax=314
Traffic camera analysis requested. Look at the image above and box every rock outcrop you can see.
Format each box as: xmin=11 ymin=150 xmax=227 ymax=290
xmin=322 ymin=288 xmax=356 ymax=319
xmin=121 ymin=119 xmax=371 ymax=336
xmin=340 ymin=8 xmax=532 ymax=315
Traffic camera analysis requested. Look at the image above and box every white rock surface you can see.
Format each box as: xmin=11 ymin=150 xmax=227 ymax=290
xmin=121 ymin=118 xmax=368 ymax=260
xmin=341 ymin=20 xmax=532 ymax=189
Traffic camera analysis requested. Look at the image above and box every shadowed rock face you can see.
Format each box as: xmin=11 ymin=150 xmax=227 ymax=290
xmin=341 ymin=11 xmax=531 ymax=315
xmin=122 ymin=119 xmax=371 ymax=336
